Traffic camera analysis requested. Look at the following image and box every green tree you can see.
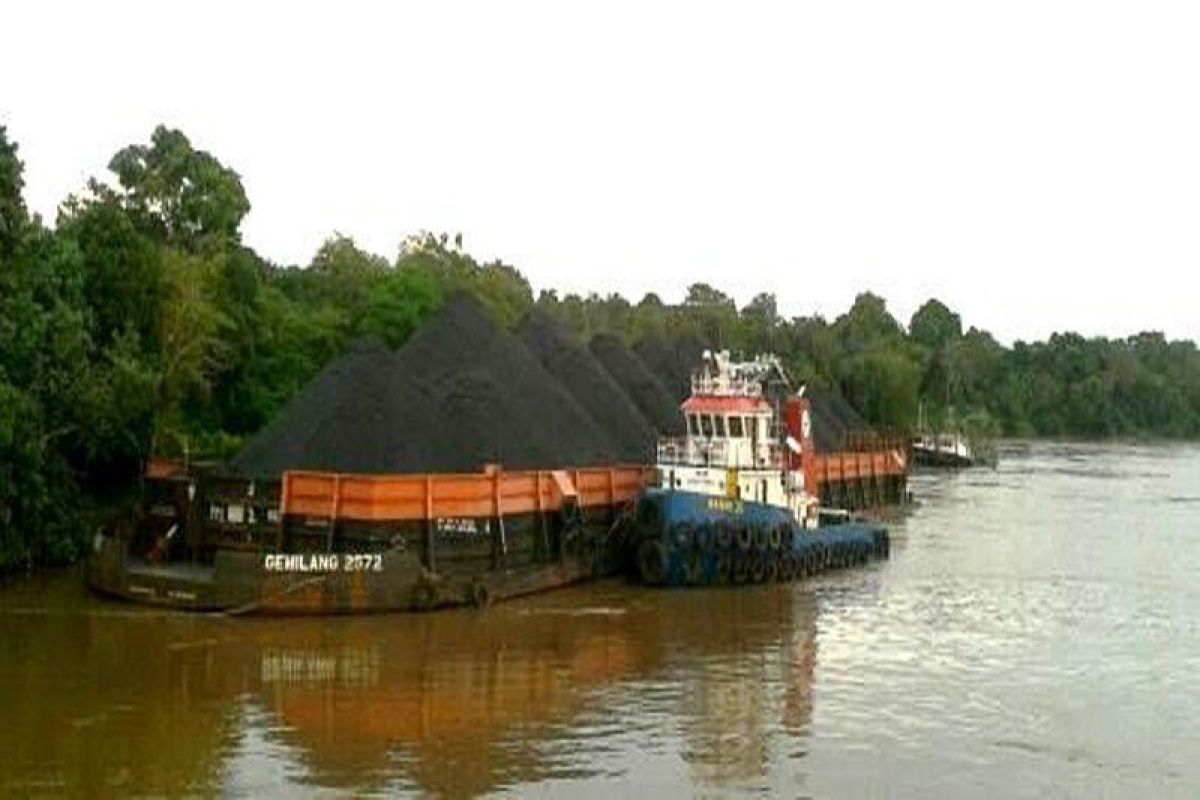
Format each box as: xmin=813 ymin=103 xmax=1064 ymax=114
xmin=0 ymin=125 xmax=28 ymax=260
xmin=55 ymin=192 xmax=164 ymax=349
xmin=909 ymin=298 xmax=962 ymax=350
xmin=108 ymin=126 xmax=250 ymax=251
xmin=836 ymin=291 xmax=904 ymax=349
xmin=682 ymin=282 xmax=737 ymax=347
xmin=357 ymin=267 xmax=444 ymax=348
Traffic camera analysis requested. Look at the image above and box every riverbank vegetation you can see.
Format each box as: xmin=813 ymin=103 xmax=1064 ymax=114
xmin=3 ymin=125 xmax=1200 ymax=571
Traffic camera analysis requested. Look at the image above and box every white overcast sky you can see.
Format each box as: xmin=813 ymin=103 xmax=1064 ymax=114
xmin=3 ymin=1 xmax=1198 ymax=343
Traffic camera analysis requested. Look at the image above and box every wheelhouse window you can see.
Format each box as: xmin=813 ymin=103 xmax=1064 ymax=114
xmin=729 ymin=416 xmax=744 ymax=437
xmin=714 ymin=415 xmax=726 ymax=437
xmin=687 ymin=414 xmax=700 ymax=436
xmin=700 ymin=414 xmax=714 ymax=437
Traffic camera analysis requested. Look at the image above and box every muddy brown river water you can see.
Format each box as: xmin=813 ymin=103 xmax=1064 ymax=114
xmin=2 ymin=441 xmax=1198 ymax=797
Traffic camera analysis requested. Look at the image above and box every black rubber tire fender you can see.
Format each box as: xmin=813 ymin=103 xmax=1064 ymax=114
xmin=750 ymin=555 xmax=767 ymax=583
xmin=715 ymin=522 xmax=735 ymax=551
xmin=780 ymin=554 xmax=796 ymax=581
xmin=733 ymin=555 xmax=750 ymax=584
xmin=683 ymin=551 xmax=706 ymax=586
xmin=764 ymin=557 xmax=779 ymax=583
xmin=638 ymin=538 xmax=669 ymax=585
xmin=736 ymin=524 xmax=753 ymax=552
xmin=716 ymin=555 xmax=734 ymax=584
xmin=673 ymin=521 xmax=697 ymax=551
xmin=753 ymin=524 xmax=770 ymax=550
xmin=637 ymin=498 xmax=663 ymax=537
xmin=768 ymin=525 xmax=783 ymax=551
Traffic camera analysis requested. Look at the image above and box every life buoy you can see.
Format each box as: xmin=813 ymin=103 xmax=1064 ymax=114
xmin=637 ymin=538 xmax=668 ymax=585
xmin=693 ymin=523 xmax=713 ymax=552
xmin=683 ymin=551 xmax=706 ymax=586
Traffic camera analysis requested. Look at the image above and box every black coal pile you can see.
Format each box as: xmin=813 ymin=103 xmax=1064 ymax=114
xmin=805 ymin=388 xmax=872 ymax=452
xmin=633 ymin=333 xmax=705 ymax=402
xmin=827 ymin=390 xmax=870 ymax=432
xmin=518 ymin=312 xmax=655 ymax=462
xmin=230 ymin=337 xmax=437 ymax=478
xmin=231 ymin=293 xmax=620 ymax=477
xmin=388 ymin=293 xmax=617 ymax=471
xmin=590 ymin=334 xmax=684 ymax=436
xmin=805 ymin=389 xmax=846 ymax=452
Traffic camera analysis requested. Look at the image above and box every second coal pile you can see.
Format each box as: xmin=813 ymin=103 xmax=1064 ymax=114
xmin=518 ymin=311 xmax=656 ymax=462
xmin=391 ymin=293 xmax=617 ymax=471
xmin=590 ymin=333 xmax=685 ymax=436
xmin=633 ymin=333 xmax=705 ymax=403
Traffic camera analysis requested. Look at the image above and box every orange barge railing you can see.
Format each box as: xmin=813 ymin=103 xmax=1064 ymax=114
xmin=811 ymin=448 xmax=907 ymax=485
xmin=281 ymin=465 xmax=657 ymax=523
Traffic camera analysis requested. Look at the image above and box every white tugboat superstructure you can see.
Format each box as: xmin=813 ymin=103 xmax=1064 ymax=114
xmin=656 ymin=350 xmax=819 ymax=527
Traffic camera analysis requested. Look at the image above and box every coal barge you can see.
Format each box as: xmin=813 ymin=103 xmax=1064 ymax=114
xmin=90 ymin=460 xmax=652 ymax=613
xmin=89 ymin=296 xmax=906 ymax=613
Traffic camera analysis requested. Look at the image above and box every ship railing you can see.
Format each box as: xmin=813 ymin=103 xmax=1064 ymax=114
xmin=657 ymin=438 xmax=789 ymax=471
xmin=657 ymin=437 xmax=729 ymax=467
xmin=689 ymin=374 xmax=762 ymax=398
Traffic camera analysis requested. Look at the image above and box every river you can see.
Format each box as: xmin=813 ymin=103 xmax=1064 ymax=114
xmin=1 ymin=441 xmax=1197 ymax=797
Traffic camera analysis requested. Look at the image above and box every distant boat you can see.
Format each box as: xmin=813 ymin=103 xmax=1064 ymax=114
xmin=911 ymin=403 xmax=997 ymax=468
xmin=911 ymin=431 xmax=977 ymax=467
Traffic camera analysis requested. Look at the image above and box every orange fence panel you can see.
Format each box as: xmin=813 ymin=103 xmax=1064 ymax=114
xmin=282 ymin=465 xmax=654 ymax=523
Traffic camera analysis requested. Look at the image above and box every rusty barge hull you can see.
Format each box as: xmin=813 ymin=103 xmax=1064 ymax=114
xmin=88 ymin=464 xmax=653 ymax=614
xmin=89 ymin=537 xmax=604 ymax=614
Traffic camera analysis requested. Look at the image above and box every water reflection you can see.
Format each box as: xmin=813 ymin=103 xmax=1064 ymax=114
xmin=0 ymin=574 xmax=818 ymax=797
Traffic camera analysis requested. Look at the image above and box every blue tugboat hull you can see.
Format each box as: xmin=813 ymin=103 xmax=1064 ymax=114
xmin=630 ymin=488 xmax=889 ymax=587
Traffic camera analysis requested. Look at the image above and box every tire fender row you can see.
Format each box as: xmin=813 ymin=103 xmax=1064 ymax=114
xmin=635 ymin=519 xmax=889 ymax=587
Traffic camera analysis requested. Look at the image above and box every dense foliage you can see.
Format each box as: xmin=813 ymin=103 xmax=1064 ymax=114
xmin=3 ymin=125 xmax=1199 ymax=571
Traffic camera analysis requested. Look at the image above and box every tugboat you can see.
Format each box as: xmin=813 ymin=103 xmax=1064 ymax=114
xmin=629 ymin=351 xmax=890 ymax=587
